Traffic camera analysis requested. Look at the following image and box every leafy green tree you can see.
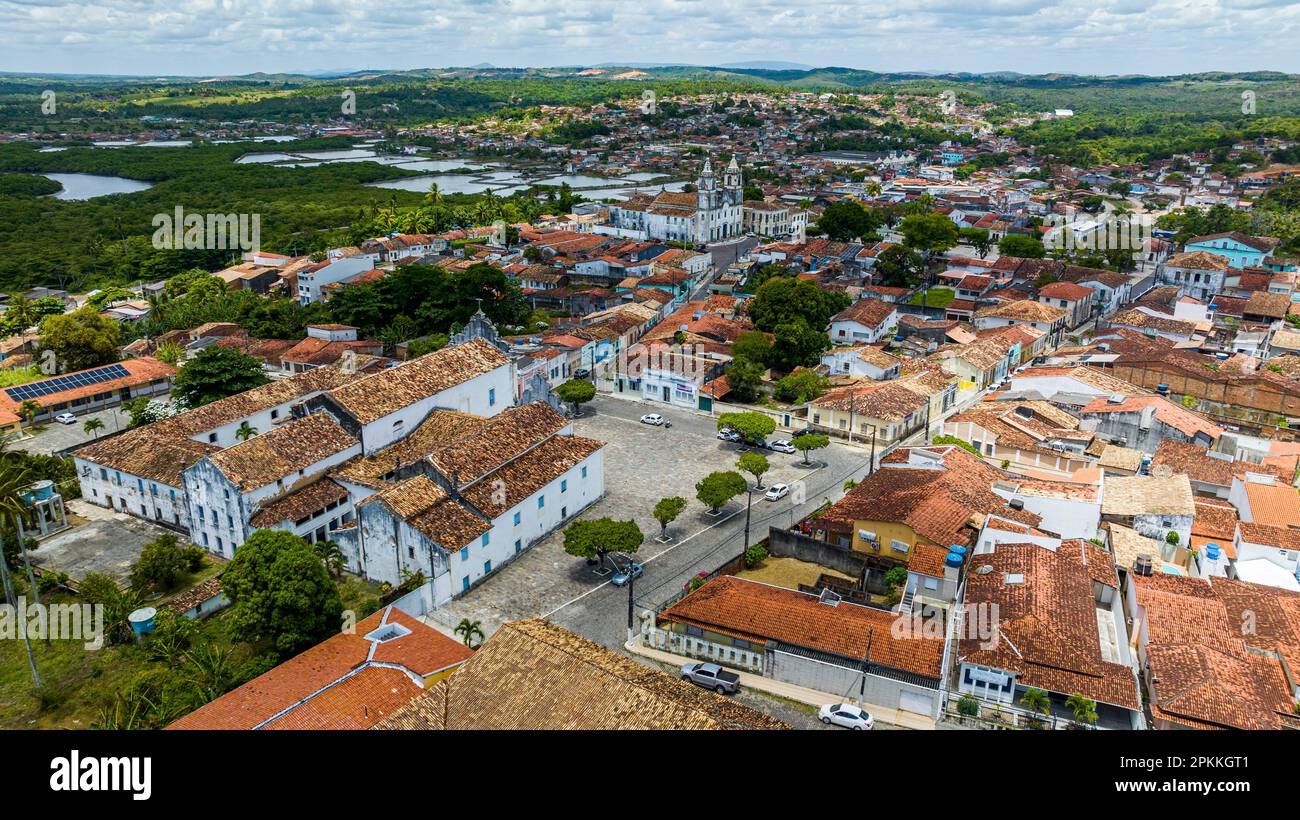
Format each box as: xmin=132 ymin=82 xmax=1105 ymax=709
xmin=774 ymin=369 xmax=828 ymax=404
xmin=555 ymin=378 xmax=596 ymax=415
xmin=154 ymin=341 xmax=186 ymax=366
xmin=960 ymin=227 xmax=993 ymax=258
xmin=34 ymin=307 xmax=120 ymax=373
xmin=998 ymin=234 xmax=1047 ymax=259
xmin=794 ymin=433 xmax=830 ymax=465
xmin=717 ymin=411 xmax=776 ymax=447
xmin=743 ymin=543 xmax=769 ymax=568
xmin=128 ymin=532 xmax=191 ymax=593
xmin=874 ymin=244 xmax=925 ymax=288
xmin=652 ymin=496 xmax=688 ymax=540
xmin=731 ymin=330 xmax=773 ymax=365
xmin=172 ymin=345 xmax=270 ymax=407
xmin=769 ymin=320 xmax=831 ymax=372
xmin=746 ymin=277 xmax=850 ymax=334
xmin=562 ymin=517 xmax=644 ymax=570
xmin=1065 ymin=693 xmax=1098 ymax=726
xmin=815 ymin=200 xmax=879 ymax=242
xmin=724 ymin=355 xmax=766 ymax=402
xmin=899 ymin=212 xmax=959 ymax=261
xmin=736 ymin=451 xmax=770 ymax=489
xmin=222 ymin=530 xmax=344 ymax=656
xmin=695 ymin=470 xmax=748 ymax=514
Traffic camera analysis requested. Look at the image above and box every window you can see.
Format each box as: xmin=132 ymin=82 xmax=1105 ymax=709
xmin=208 ymin=433 xmax=218 ymax=443
xmin=217 ymin=537 xmax=224 ymax=552
xmin=561 ymin=479 xmax=567 ymax=493
xmin=137 ymin=478 xmax=144 ymax=492
xmin=481 ymin=532 xmax=490 ymax=547
xmin=460 ymin=547 xmax=469 ymax=561
xmin=488 ymin=387 xmax=496 ymax=407
xmin=513 ymin=511 xmax=521 ymax=526
xmin=514 ymin=539 xmax=522 ymax=554
xmin=462 ymin=577 xmax=470 ymax=592
xmin=685 ymin=625 xmax=704 ymax=638
xmin=581 ymin=466 xmax=588 ymax=479
xmin=484 ymin=560 xmax=492 ymax=574
xmin=270 ymin=409 xmax=279 ymax=420
xmin=538 ymin=496 xmax=545 ymax=509
xmin=197 ymin=505 xmax=205 ymax=520
xmin=202 ymin=532 xmax=209 ymax=546
xmin=99 ymin=468 xmax=107 ymax=480
xmin=561 ymin=506 xmax=567 ymax=518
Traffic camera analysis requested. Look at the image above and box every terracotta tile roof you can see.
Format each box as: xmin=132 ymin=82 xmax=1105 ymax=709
xmin=168 ymin=607 xmax=472 ymax=730
xmin=1242 ymin=480 xmax=1300 ymax=527
xmin=1037 ymin=281 xmax=1094 ymax=301
xmin=961 ymin=542 xmax=1140 ymax=711
xmin=1102 ymin=474 xmax=1195 ymax=517
xmin=374 ymin=619 xmax=787 ymax=730
xmin=361 ymin=475 xmax=491 ymax=551
xmin=1151 ymin=440 xmax=1289 ymax=488
xmin=428 ymin=402 xmax=570 ymax=487
xmin=820 ymin=446 xmax=1041 ymax=546
xmin=460 ymin=433 xmax=603 ymax=518
xmin=1079 ymin=395 xmax=1219 ymax=441
xmin=73 ymin=428 xmax=216 ymax=487
xmin=974 ymin=299 xmax=1067 ymax=324
xmin=249 ymin=477 xmax=350 ymax=528
xmin=331 ymin=409 xmax=487 ymax=489
xmin=660 ymin=576 xmax=944 ymax=679
xmin=813 ymin=381 xmax=928 ymax=421
xmin=830 ymin=297 xmax=897 ymax=330
xmin=324 ymin=338 xmax=509 ymax=425
xmin=206 ymin=413 xmax=358 ymax=491
xmin=0 ymin=357 xmax=175 ymax=415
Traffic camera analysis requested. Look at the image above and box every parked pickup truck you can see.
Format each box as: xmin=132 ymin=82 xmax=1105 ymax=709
xmin=680 ymin=662 xmax=741 ymax=695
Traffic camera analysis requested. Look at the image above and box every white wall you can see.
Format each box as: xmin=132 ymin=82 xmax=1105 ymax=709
xmin=357 ymin=364 xmax=514 ymax=454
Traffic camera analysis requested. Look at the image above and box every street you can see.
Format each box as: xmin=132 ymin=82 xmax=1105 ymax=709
xmin=6 ymin=405 xmax=131 ymax=455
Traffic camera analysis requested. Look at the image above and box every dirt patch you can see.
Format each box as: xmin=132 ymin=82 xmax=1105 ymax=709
xmin=737 ymin=555 xmax=853 ymax=591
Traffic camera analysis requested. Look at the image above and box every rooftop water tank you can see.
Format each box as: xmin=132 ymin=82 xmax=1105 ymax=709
xmin=944 ymin=551 xmax=964 ymax=569
xmin=948 ymin=544 xmax=968 ymax=556
xmin=22 ymin=479 xmax=54 ymax=502
xmin=1205 ymin=542 xmax=1221 ymax=561
xmin=128 ymin=607 xmax=157 ymax=637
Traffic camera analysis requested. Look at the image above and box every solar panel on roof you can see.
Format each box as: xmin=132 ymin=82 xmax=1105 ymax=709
xmin=3 ymin=363 xmax=131 ymax=403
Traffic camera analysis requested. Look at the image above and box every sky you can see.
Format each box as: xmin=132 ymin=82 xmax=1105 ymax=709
xmin=2 ymin=0 xmax=1300 ymax=77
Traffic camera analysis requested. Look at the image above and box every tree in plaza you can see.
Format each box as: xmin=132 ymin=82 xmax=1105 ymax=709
xmin=716 ymin=411 xmax=776 ymax=447
xmin=736 ymin=451 xmax=770 ymax=489
xmin=960 ymin=227 xmax=993 ymax=258
xmin=34 ymin=307 xmax=121 ymax=373
xmin=695 ymin=470 xmax=748 ymax=514
xmin=555 ymin=378 xmax=596 ymax=416
xmin=793 ymin=433 xmax=830 ymax=465
xmin=82 ymin=417 xmax=105 ymax=439
xmin=454 ymin=618 xmax=485 ymax=649
xmin=562 ymin=517 xmax=644 ymax=571
xmin=172 ymin=345 xmax=270 ymax=408
xmin=222 ymin=529 xmax=344 ymax=657
xmin=899 ymin=211 xmax=959 ymax=262
xmin=874 ymin=244 xmax=925 ymax=288
xmin=998 ymin=234 xmax=1047 ymax=259
xmin=652 ymin=496 xmax=688 ymax=540
xmin=815 ymin=199 xmax=879 ymax=242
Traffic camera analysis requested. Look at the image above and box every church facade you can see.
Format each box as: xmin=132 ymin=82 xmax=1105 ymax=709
xmin=607 ymin=157 xmax=744 ymax=245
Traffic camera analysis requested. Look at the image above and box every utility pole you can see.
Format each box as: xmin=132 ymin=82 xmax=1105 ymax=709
xmin=742 ymin=489 xmax=754 ymax=552
xmin=626 ymin=573 xmax=635 ymax=645
xmin=857 ymin=626 xmax=874 ymax=709
xmin=0 ymin=531 xmax=40 ymax=690
xmin=848 ymin=390 xmax=855 ymax=445
xmin=869 ymin=426 xmax=878 ymax=476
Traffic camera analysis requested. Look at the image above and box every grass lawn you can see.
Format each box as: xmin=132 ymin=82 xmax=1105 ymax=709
xmin=906 ymin=287 xmax=956 ymax=308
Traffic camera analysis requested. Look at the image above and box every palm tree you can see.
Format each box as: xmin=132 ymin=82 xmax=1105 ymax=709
xmin=454 ymin=618 xmax=485 ymax=649
xmin=82 ymin=417 xmax=105 ymax=439
xmin=0 ymin=461 xmax=41 ymax=683
xmin=1065 ymin=693 xmax=1098 ymax=727
xmin=235 ymin=421 xmax=257 ymax=441
xmin=314 ymin=539 xmax=345 ymax=578
xmin=17 ymin=400 xmax=41 ymax=426
xmin=184 ymin=644 xmax=235 ymax=703
xmin=1019 ymin=687 xmax=1052 ymax=727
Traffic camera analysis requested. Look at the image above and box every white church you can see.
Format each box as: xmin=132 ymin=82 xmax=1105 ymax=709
xmin=605 ymin=157 xmax=744 ymax=245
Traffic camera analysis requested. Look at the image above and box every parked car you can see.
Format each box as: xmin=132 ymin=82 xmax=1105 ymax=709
xmin=574 ymin=368 xmax=591 ymax=379
xmin=54 ymin=413 xmax=77 ymax=425
xmin=768 ymin=439 xmax=796 ymax=454
xmin=818 ymin=703 xmax=874 ymax=730
xmin=680 ymin=662 xmax=741 ymax=695
xmin=765 ymin=483 xmax=790 ymax=501
xmin=639 ymin=413 xmax=664 ymax=426
xmin=611 ymin=560 xmax=643 ymax=587
xmin=790 ymin=428 xmax=815 ymax=439
xmin=716 ymin=428 xmax=741 ymax=442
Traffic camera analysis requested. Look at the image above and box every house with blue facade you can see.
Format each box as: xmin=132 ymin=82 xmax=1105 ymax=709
xmin=1184 ymin=232 xmax=1280 ymax=270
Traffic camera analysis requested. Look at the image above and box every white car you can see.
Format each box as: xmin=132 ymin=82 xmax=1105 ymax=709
xmin=819 ymin=703 xmax=874 ymax=730
xmin=768 ymin=439 xmax=796 ymax=454
xmin=764 ymin=483 xmax=790 ymax=501
xmin=716 ymin=428 xmax=741 ymax=442
xmin=54 ymin=413 xmax=77 ymax=425
xmin=639 ymin=413 xmax=664 ymax=426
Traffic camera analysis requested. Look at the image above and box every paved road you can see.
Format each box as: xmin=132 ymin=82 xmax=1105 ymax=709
xmin=7 ymin=406 xmax=130 ymax=455
xmin=544 ymin=396 xmax=874 ymax=650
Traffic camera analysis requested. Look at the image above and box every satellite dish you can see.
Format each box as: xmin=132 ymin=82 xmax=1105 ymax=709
xmin=1151 ymin=464 xmax=1174 ymax=478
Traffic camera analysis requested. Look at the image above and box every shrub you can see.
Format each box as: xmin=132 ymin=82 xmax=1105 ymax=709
xmin=743 ymin=544 xmax=769 ymax=568
xmin=957 ymin=695 xmax=980 ymax=717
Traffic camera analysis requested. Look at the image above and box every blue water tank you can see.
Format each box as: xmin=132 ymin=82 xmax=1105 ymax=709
xmin=1205 ymin=543 xmax=1221 ymax=561
xmin=948 ymin=544 xmax=967 ymax=556
xmin=128 ymin=607 xmax=157 ymax=637
xmin=944 ymin=551 xmax=964 ymax=568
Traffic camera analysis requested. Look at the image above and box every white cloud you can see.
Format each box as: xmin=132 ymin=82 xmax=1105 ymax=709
xmin=0 ymin=0 xmax=1296 ymax=75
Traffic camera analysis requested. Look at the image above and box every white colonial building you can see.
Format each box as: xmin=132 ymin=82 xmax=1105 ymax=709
xmin=606 ymin=157 xmax=744 ymax=245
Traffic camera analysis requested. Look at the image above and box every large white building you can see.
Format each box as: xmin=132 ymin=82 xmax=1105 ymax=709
xmin=606 ymin=157 xmax=744 ymax=245
xmin=73 ymin=336 xmax=605 ymax=613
